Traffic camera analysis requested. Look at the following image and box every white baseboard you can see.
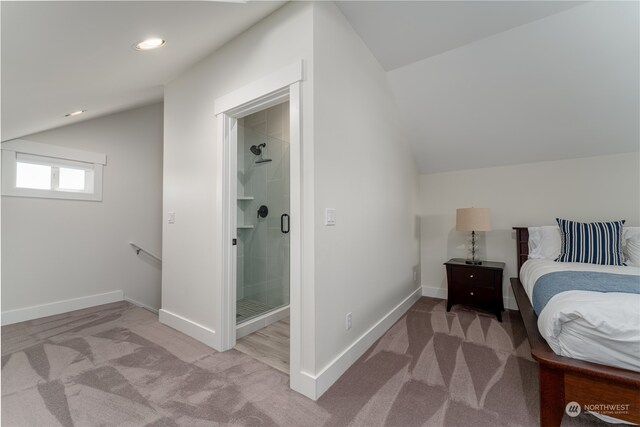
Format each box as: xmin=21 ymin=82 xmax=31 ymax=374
xmin=291 ymin=369 xmax=319 ymax=400
xmin=504 ymin=297 xmax=517 ymax=311
xmin=421 ymin=285 xmax=447 ymax=299
xmin=159 ymin=309 xmax=218 ymax=349
xmin=236 ymin=305 xmax=289 ymax=339
xmin=311 ymin=287 xmax=422 ymax=399
xmin=1 ymin=290 xmax=124 ymax=326
xmin=124 ymin=296 xmax=159 ymax=314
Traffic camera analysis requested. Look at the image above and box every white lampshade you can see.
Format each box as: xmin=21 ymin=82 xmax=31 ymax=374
xmin=456 ymin=208 xmax=492 ymax=232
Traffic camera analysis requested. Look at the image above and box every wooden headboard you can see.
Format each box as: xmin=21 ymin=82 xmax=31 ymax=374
xmin=513 ymin=227 xmax=529 ymax=278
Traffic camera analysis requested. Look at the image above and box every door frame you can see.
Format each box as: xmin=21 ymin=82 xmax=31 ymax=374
xmin=214 ymin=61 xmax=302 ymax=379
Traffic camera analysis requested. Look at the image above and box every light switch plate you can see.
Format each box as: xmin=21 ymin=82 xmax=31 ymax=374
xmin=168 ymin=212 xmax=176 ymax=224
xmin=325 ymin=208 xmax=336 ymax=226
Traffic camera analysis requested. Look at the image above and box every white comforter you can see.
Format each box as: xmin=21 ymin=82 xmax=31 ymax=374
xmin=520 ymin=259 xmax=640 ymax=372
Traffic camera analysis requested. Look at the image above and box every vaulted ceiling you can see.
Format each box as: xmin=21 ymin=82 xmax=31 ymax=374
xmin=3 ymin=1 xmax=638 ymax=174
xmin=1 ymin=1 xmax=284 ymax=141
xmin=336 ymin=1 xmax=586 ymax=72
xmin=339 ymin=1 xmax=640 ymax=173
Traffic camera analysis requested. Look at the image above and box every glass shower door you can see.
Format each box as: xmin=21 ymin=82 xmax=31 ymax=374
xmin=236 ymin=118 xmax=290 ymax=324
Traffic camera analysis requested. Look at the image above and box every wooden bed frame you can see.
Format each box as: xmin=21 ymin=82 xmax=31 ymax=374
xmin=511 ymin=227 xmax=640 ymax=426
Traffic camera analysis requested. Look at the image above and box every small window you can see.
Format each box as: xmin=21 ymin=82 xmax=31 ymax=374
xmin=58 ymin=167 xmax=86 ymax=191
xmin=15 ymin=153 xmax=96 ymax=194
xmin=16 ymin=161 xmax=52 ymax=190
xmin=2 ymin=140 xmax=105 ymax=201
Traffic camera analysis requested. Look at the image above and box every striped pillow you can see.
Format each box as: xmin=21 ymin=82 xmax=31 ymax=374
xmin=555 ymin=218 xmax=626 ymax=266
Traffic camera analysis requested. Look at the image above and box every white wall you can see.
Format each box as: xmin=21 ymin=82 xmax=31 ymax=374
xmin=2 ymin=103 xmax=163 ymax=318
xmin=162 ymin=1 xmax=420 ymax=399
xmin=419 ymin=152 xmax=640 ymax=308
xmin=161 ymin=0 xmax=314 ymax=376
xmin=313 ymin=1 xmax=420 ymax=381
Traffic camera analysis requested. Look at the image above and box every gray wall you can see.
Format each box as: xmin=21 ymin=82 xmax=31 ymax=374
xmin=2 ymin=103 xmax=163 ymax=313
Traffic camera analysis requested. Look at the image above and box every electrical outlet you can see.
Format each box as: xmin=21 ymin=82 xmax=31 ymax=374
xmin=413 ymin=270 xmax=417 ymax=282
xmin=168 ymin=212 xmax=176 ymax=224
xmin=346 ymin=312 xmax=352 ymax=330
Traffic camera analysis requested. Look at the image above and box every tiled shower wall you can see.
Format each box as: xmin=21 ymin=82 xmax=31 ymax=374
xmin=237 ymin=102 xmax=290 ymax=315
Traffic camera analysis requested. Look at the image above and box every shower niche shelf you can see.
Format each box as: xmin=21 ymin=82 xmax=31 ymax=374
xmin=237 ymin=225 xmax=254 ymax=229
xmin=237 ymin=196 xmax=254 ymax=201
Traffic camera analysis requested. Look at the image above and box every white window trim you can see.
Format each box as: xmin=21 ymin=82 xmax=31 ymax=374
xmin=1 ymin=139 xmax=106 ymax=201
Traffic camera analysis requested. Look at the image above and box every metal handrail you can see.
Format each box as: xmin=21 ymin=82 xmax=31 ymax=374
xmin=129 ymin=242 xmax=162 ymax=264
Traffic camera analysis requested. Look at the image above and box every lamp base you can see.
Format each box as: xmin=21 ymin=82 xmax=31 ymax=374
xmin=465 ymin=259 xmax=483 ymax=265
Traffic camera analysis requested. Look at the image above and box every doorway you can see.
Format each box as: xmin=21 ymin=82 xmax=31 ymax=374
xmin=215 ymin=62 xmax=302 ymax=387
xmin=233 ymin=103 xmax=291 ymax=374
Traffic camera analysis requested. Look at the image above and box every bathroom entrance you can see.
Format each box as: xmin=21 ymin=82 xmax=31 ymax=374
xmin=236 ymin=103 xmax=290 ymax=325
xmin=233 ymin=102 xmax=291 ymax=373
xmin=215 ymin=62 xmax=303 ymax=387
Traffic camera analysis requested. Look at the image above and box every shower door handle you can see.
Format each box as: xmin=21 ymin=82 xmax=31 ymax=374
xmin=281 ymin=214 xmax=290 ymax=234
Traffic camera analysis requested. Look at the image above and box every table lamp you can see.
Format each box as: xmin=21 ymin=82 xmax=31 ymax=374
xmin=456 ymin=207 xmax=492 ymax=265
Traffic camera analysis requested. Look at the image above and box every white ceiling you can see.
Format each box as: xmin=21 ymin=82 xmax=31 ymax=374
xmin=3 ymin=1 xmax=638 ymax=174
xmin=1 ymin=1 xmax=285 ymax=142
xmin=340 ymin=1 xmax=639 ymax=174
xmin=336 ymin=1 xmax=586 ymax=72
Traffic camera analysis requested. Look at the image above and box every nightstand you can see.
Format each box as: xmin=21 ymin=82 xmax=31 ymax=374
xmin=444 ymin=258 xmax=505 ymax=322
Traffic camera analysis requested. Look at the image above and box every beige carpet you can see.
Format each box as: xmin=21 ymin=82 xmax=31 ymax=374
xmin=1 ymin=297 xmax=614 ymax=426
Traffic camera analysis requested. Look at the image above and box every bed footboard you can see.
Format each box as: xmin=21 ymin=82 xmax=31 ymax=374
xmin=511 ymin=276 xmax=640 ymax=426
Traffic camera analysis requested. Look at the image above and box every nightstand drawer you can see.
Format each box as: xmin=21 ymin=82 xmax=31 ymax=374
xmin=452 ymin=267 xmax=493 ymax=288
xmin=456 ymin=284 xmax=493 ymax=306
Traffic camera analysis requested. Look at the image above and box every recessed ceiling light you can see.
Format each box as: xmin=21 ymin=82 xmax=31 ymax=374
xmin=65 ymin=110 xmax=86 ymax=117
xmin=134 ymin=38 xmax=166 ymax=51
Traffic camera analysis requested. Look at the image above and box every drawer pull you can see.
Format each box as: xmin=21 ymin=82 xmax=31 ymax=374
xmin=470 ymin=292 xmax=474 ymax=296
xmin=470 ymin=274 xmax=474 ymax=278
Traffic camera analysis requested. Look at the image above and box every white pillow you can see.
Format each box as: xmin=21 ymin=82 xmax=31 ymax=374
xmin=528 ymin=227 xmax=543 ymax=257
xmin=528 ymin=226 xmax=562 ymax=260
xmin=623 ymin=227 xmax=640 ymax=266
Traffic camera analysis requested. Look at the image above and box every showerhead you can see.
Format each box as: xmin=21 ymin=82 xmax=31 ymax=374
xmin=250 ymin=143 xmax=271 ymax=164
xmin=250 ymin=143 xmax=265 ymax=156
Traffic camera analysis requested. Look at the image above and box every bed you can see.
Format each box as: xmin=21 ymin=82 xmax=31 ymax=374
xmin=511 ymin=227 xmax=640 ymax=426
